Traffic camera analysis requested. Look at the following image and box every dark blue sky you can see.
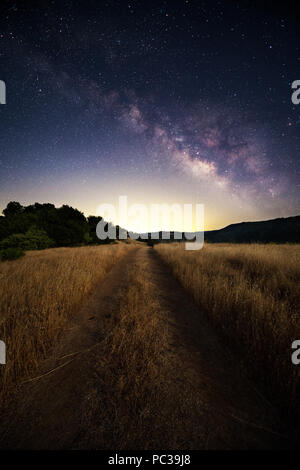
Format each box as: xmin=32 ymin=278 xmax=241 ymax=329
xmin=0 ymin=0 xmax=299 ymax=230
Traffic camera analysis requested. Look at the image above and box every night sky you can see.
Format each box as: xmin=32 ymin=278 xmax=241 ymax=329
xmin=0 ymin=0 xmax=299 ymax=231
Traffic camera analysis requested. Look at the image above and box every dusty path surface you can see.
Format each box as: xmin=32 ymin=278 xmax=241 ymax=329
xmin=0 ymin=246 xmax=294 ymax=449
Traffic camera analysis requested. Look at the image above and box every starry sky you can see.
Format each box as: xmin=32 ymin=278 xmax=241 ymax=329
xmin=0 ymin=0 xmax=299 ymax=231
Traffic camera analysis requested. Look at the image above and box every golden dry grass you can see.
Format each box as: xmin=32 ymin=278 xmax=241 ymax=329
xmin=99 ymin=260 xmax=171 ymax=448
xmin=91 ymin=255 xmax=206 ymax=449
xmin=155 ymin=243 xmax=300 ymax=418
xmin=0 ymin=243 xmax=132 ymax=405
xmin=0 ymin=244 xmax=295 ymax=449
xmin=83 ymin=248 xmax=290 ymax=449
xmin=1 ymin=247 xmax=208 ymax=449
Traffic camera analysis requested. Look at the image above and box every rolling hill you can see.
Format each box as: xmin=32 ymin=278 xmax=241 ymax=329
xmin=139 ymin=215 xmax=300 ymax=244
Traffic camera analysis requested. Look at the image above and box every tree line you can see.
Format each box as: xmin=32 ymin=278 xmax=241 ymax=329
xmin=0 ymin=201 xmax=116 ymax=260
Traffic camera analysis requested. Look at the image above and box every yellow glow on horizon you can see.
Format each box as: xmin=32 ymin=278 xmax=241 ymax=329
xmin=0 ymin=171 xmax=283 ymax=233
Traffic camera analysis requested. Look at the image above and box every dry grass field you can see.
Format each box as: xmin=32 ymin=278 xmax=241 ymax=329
xmin=90 ymin=252 xmax=217 ymax=449
xmin=96 ymin=255 xmax=175 ymax=449
xmin=0 ymin=243 xmax=296 ymax=449
xmin=155 ymin=243 xmax=300 ymax=419
xmin=0 ymin=243 xmax=132 ymax=405
xmin=66 ymin=247 xmax=289 ymax=449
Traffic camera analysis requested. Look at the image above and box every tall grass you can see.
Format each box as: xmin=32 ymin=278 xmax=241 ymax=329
xmin=0 ymin=243 xmax=131 ymax=405
xmin=155 ymin=243 xmax=300 ymax=418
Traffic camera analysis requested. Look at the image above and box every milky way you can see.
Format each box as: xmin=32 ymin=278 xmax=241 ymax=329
xmin=0 ymin=0 xmax=299 ymax=229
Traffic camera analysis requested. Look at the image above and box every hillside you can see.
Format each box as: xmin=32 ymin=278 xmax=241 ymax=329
xmin=205 ymin=215 xmax=300 ymax=243
xmin=140 ymin=215 xmax=300 ymax=244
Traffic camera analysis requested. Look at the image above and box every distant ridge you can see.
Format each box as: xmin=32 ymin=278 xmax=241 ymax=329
xmin=204 ymin=215 xmax=300 ymax=243
xmin=138 ymin=215 xmax=300 ymax=244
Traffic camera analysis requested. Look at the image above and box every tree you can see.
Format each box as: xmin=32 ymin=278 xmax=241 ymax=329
xmin=0 ymin=201 xmax=119 ymax=249
xmin=3 ymin=202 xmax=24 ymax=217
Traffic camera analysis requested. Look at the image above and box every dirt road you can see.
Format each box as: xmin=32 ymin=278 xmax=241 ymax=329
xmin=0 ymin=246 xmax=294 ymax=449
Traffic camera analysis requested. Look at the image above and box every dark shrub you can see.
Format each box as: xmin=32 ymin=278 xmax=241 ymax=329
xmin=0 ymin=247 xmax=25 ymax=261
xmin=0 ymin=229 xmax=54 ymax=251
